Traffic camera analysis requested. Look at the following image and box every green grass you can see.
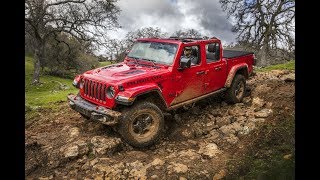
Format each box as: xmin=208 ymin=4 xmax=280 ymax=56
xmin=98 ymin=61 xmax=112 ymax=67
xmin=256 ymin=60 xmax=295 ymax=72
xmin=25 ymin=56 xmax=78 ymax=112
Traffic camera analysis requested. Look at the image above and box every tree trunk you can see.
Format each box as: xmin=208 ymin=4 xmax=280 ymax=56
xmin=259 ymin=44 xmax=268 ymax=67
xmin=32 ymin=39 xmax=44 ymax=85
xmin=259 ymin=25 xmax=272 ymax=67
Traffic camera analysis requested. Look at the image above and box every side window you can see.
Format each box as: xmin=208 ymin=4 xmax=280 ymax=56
xmin=182 ymin=45 xmax=200 ymax=66
xmin=205 ymin=43 xmax=220 ymax=63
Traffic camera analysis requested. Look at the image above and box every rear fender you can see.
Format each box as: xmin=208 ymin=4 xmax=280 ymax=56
xmin=224 ymin=63 xmax=248 ymax=88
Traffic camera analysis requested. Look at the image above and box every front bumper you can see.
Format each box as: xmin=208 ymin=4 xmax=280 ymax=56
xmin=67 ymin=94 xmax=121 ymax=125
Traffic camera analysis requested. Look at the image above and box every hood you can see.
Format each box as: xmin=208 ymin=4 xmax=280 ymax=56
xmin=82 ymin=61 xmax=169 ymax=84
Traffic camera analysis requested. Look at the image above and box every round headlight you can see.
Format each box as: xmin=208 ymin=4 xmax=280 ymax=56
xmin=106 ymin=86 xmax=116 ymax=99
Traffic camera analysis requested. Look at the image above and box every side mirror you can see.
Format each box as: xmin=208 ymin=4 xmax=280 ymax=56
xmin=178 ymin=57 xmax=191 ymax=71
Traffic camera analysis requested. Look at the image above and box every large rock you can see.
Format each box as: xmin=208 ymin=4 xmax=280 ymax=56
xmin=215 ymin=117 xmax=230 ymax=127
xmin=228 ymin=105 xmax=245 ymax=116
xmin=252 ymin=97 xmax=265 ymax=109
xmin=198 ymin=143 xmax=221 ymax=158
xmin=93 ymin=162 xmax=126 ymax=179
xmin=224 ymin=134 xmax=239 ymax=144
xmin=254 ymin=109 xmax=273 ymax=118
xmin=250 ymin=118 xmax=266 ymax=123
xmin=193 ymin=126 xmax=206 ymax=137
xmin=127 ymin=160 xmax=151 ymax=179
xmin=90 ymin=136 xmax=122 ymax=156
xmin=181 ymin=128 xmax=193 ymax=139
xmin=238 ymin=122 xmax=256 ymax=137
xmin=178 ymin=149 xmax=201 ymax=161
xmin=280 ymin=73 xmax=295 ymax=82
xmin=236 ymin=116 xmax=247 ymax=124
xmin=151 ymin=158 xmax=165 ymax=166
xmin=167 ymin=162 xmax=188 ymax=174
xmin=150 ymin=175 xmax=159 ymax=179
xmin=75 ymin=140 xmax=89 ymax=156
xmin=208 ymin=130 xmax=222 ymax=141
xmin=60 ymin=139 xmax=89 ymax=159
xmin=63 ymin=146 xmax=79 ymax=158
xmin=213 ymin=169 xmax=227 ymax=180
xmin=219 ymin=125 xmax=236 ymax=135
xmin=244 ymin=107 xmax=256 ymax=118
xmin=242 ymin=97 xmax=252 ymax=104
xmin=69 ymin=127 xmax=80 ymax=138
xmin=230 ymin=122 xmax=243 ymax=132
xmin=219 ymin=122 xmax=242 ymax=136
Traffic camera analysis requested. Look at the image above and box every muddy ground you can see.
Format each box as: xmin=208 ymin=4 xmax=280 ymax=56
xmin=25 ymin=70 xmax=295 ymax=179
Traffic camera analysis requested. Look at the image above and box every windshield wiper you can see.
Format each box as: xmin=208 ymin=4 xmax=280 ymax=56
xmin=127 ymin=56 xmax=140 ymax=65
xmin=144 ymin=59 xmax=157 ymax=67
xmin=128 ymin=56 xmax=157 ymax=67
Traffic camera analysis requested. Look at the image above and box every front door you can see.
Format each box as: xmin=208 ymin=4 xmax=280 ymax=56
xmin=170 ymin=45 xmax=206 ymax=105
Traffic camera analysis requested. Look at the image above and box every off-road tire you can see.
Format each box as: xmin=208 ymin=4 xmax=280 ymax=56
xmin=225 ymin=74 xmax=246 ymax=104
xmin=118 ymin=102 xmax=164 ymax=148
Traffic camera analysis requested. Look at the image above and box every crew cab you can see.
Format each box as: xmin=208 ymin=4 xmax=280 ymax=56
xmin=68 ymin=37 xmax=255 ymax=148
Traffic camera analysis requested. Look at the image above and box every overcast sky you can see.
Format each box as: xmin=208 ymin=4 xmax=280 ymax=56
xmin=108 ymin=0 xmax=236 ymax=44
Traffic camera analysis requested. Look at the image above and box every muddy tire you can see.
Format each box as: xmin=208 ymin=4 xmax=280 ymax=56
xmin=225 ymin=74 xmax=246 ymax=104
xmin=118 ymin=102 xmax=164 ymax=148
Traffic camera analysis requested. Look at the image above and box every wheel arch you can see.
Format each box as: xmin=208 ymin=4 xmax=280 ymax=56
xmin=133 ymin=90 xmax=168 ymax=111
xmin=225 ymin=64 xmax=249 ymax=88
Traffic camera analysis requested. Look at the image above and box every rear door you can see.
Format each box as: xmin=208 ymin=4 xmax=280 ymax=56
xmin=203 ymin=42 xmax=227 ymax=93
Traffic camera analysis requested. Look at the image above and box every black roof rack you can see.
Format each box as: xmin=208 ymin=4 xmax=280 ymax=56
xmin=167 ymin=36 xmax=218 ymax=42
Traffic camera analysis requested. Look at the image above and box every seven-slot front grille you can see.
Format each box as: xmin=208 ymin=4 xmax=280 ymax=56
xmin=83 ymin=78 xmax=107 ymax=102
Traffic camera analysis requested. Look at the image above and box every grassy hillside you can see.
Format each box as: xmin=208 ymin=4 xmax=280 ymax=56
xmin=256 ymin=60 xmax=295 ymax=72
xmin=25 ymin=57 xmax=112 ymax=111
xmin=98 ymin=61 xmax=112 ymax=67
xmin=25 ymin=56 xmax=78 ymax=110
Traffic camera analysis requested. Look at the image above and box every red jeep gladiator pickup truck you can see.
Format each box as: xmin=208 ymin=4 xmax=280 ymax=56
xmin=68 ymin=37 xmax=255 ymax=147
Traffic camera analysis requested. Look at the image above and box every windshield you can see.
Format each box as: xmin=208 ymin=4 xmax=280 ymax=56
xmin=127 ymin=41 xmax=178 ymax=65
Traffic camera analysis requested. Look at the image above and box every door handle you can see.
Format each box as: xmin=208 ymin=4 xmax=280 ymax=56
xmin=214 ymin=67 xmax=222 ymax=71
xmin=196 ymin=71 xmax=205 ymax=75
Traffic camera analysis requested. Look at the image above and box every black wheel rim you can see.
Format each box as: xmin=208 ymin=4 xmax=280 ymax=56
xmin=130 ymin=113 xmax=158 ymax=140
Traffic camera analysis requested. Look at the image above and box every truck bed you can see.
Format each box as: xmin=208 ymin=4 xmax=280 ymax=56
xmin=223 ymin=50 xmax=254 ymax=59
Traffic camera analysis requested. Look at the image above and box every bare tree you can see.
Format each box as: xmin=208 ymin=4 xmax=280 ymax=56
xmin=171 ymin=28 xmax=203 ymax=38
xmin=105 ymin=39 xmax=127 ymax=62
xmin=103 ymin=27 xmax=167 ymax=62
xmin=125 ymin=27 xmax=168 ymax=48
xmin=219 ymin=0 xmax=295 ymax=66
xmin=25 ymin=0 xmax=120 ymax=84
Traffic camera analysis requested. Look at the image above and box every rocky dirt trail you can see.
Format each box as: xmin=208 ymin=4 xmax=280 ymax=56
xmin=25 ymin=70 xmax=295 ymax=179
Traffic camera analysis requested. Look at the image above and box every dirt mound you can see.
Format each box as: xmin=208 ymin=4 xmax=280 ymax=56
xmin=25 ymin=70 xmax=295 ymax=179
